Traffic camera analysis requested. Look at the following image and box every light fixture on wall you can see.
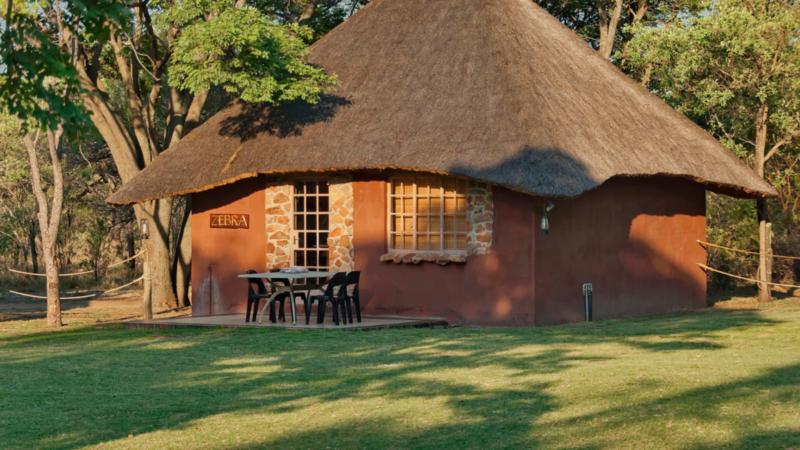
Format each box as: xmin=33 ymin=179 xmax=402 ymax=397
xmin=541 ymin=201 xmax=555 ymax=236
xmin=140 ymin=218 xmax=150 ymax=240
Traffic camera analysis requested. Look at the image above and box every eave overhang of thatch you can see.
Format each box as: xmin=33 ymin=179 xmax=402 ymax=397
xmin=106 ymin=0 xmax=777 ymax=207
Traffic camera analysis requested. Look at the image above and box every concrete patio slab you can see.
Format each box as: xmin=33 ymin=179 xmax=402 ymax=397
xmin=123 ymin=314 xmax=448 ymax=331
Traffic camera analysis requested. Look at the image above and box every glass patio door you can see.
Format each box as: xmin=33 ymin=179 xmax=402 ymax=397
xmin=292 ymin=180 xmax=330 ymax=285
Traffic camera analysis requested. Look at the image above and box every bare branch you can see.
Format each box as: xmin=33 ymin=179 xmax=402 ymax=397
xmin=765 ymin=128 xmax=800 ymax=162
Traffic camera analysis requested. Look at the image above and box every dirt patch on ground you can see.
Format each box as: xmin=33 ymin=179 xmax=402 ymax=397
xmin=0 ymin=289 xmax=190 ymax=329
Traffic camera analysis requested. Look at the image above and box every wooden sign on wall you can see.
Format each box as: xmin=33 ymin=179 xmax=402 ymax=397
xmin=210 ymin=214 xmax=250 ymax=229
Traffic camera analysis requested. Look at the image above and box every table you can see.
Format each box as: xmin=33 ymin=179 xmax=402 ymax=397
xmin=238 ymin=271 xmax=341 ymax=325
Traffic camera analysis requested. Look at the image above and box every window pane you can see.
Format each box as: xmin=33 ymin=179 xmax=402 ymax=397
xmin=418 ymin=235 xmax=429 ymax=251
xmin=430 ymin=234 xmax=441 ymax=250
xmin=404 ymin=183 xmax=414 ymax=196
xmin=298 ymin=233 xmax=305 ymax=249
xmin=307 ymin=233 xmax=318 ymax=249
xmin=307 ymin=250 xmax=318 ymax=266
xmin=444 ymin=216 xmax=455 ymax=232
xmin=294 ymin=181 xmax=305 ymax=194
xmin=404 ymin=235 xmax=413 ymax=250
xmin=319 ymin=250 xmax=329 ymax=268
xmin=457 ymin=180 xmax=467 ymax=195
xmin=456 ymin=215 xmax=469 ymax=232
xmin=307 ymin=215 xmax=317 ymax=231
xmin=444 ymin=178 xmax=457 ymax=195
xmin=294 ymin=196 xmax=304 ymax=213
xmin=318 ymin=181 xmax=329 ymax=194
xmin=319 ymin=196 xmax=329 ymax=212
xmin=430 ymin=179 xmax=442 ymax=196
xmin=456 ymin=234 xmax=467 ymax=250
xmin=404 ymin=198 xmax=413 ymax=214
xmin=393 ymin=198 xmax=403 ymax=213
xmin=393 ymin=215 xmax=402 ymax=232
xmin=295 ymin=215 xmax=305 ymax=231
xmin=391 ymin=234 xmax=402 ymax=249
xmin=418 ymin=198 xmax=429 ymax=214
xmin=444 ymin=234 xmax=455 ymax=250
xmin=417 ymin=178 xmax=429 ymax=195
xmin=457 ymin=197 xmax=467 ymax=213
xmin=306 ymin=196 xmax=317 ymax=213
xmin=417 ymin=216 xmax=429 ymax=232
xmin=319 ymin=214 xmax=329 ymax=230
xmin=445 ymin=198 xmax=456 ymax=214
xmin=430 ymin=216 xmax=441 ymax=232
xmin=404 ymin=217 xmax=414 ymax=232
xmin=305 ymin=181 xmax=317 ymax=194
xmin=430 ymin=197 xmax=441 ymax=213
xmin=320 ymin=232 xmax=329 ymax=248
xmin=294 ymin=250 xmax=305 ymax=266
xmin=393 ymin=179 xmax=404 ymax=195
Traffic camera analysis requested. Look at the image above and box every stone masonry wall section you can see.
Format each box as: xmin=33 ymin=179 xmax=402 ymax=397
xmin=264 ymin=178 xmax=292 ymax=270
xmin=466 ymin=182 xmax=493 ymax=255
xmin=328 ymin=176 xmax=355 ymax=272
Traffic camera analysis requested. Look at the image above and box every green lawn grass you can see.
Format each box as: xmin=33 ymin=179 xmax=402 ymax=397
xmin=1 ymin=299 xmax=799 ymax=449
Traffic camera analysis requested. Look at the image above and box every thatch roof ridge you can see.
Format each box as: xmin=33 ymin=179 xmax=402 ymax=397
xmin=107 ymin=0 xmax=776 ymax=206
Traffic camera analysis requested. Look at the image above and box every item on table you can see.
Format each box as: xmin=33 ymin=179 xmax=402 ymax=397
xmin=279 ymin=267 xmax=310 ymax=274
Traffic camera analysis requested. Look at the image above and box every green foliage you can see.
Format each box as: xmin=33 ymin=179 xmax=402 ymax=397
xmin=0 ymin=0 xmax=129 ymax=135
xmin=168 ymin=1 xmax=337 ymax=104
xmin=626 ymin=0 xmax=800 ymax=151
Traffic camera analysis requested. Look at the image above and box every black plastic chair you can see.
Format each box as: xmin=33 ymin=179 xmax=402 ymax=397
xmin=338 ymin=271 xmax=362 ymax=324
xmin=245 ymin=270 xmax=283 ymax=323
xmin=307 ymin=272 xmax=347 ymax=325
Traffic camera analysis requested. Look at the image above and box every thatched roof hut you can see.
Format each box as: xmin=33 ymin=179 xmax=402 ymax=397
xmin=107 ymin=0 xmax=776 ymax=206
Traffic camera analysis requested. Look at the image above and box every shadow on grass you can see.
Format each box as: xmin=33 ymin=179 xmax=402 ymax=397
xmin=0 ymin=308 xmax=791 ymax=449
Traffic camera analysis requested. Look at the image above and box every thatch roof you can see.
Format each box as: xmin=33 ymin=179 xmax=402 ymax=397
xmin=107 ymin=0 xmax=776 ymax=206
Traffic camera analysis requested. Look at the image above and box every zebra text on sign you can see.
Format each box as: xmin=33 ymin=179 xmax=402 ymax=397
xmin=210 ymin=214 xmax=250 ymax=229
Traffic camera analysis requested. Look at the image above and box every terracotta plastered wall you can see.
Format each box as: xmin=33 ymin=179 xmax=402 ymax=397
xmin=328 ymin=175 xmax=355 ymax=271
xmin=264 ymin=178 xmax=292 ymax=270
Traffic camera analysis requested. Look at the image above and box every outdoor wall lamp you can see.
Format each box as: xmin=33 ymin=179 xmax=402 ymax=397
xmin=140 ymin=218 xmax=150 ymax=240
xmin=541 ymin=201 xmax=555 ymax=236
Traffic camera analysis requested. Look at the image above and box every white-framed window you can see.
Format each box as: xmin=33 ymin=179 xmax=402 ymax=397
xmin=388 ymin=176 xmax=469 ymax=253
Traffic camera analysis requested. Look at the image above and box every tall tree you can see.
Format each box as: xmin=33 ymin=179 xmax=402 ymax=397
xmin=16 ymin=0 xmax=335 ymax=311
xmin=627 ymin=0 xmax=800 ymax=301
xmin=535 ymin=0 xmax=699 ymax=61
xmin=0 ymin=0 xmax=106 ymax=326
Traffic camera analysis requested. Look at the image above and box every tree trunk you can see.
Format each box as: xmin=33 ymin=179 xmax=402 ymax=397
xmin=43 ymin=244 xmax=61 ymax=327
xmin=136 ymin=199 xmax=178 ymax=311
xmin=28 ymin=220 xmax=38 ymax=273
xmin=597 ymin=0 xmax=624 ymax=60
xmin=172 ymin=196 xmax=192 ymax=307
xmin=754 ymin=102 xmax=772 ymax=303
xmin=22 ymin=124 xmax=65 ymax=328
xmin=127 ymin=230 xmax=136 ymax=272
xmin=299 ymin=0 xmax=319 ymax=26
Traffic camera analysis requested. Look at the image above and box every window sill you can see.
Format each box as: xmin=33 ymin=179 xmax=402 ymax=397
xmin=380 ymin=253 xmax=467 ymax=266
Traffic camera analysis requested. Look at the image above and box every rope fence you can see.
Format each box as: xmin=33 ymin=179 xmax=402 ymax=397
xmin=697 ymin=240 xmax=800 ymax=260
xmin=699 ymin=240 xmax=800 ymax=289
xmin=7 ymin=251 xmax=147 ymax=277
xmin=3 ymin=251 xmax=148 ymax=300
xmin=696 ymin=263 xmax=800 ymax=289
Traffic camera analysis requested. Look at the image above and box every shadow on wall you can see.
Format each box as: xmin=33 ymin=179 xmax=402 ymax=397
xmin=450 ymin=146 xmax=707 ymax=325
xmin=217 ymin=95 xmax=352 ymax=141
xmin=449 ymin=146 xmax=599 ymax=198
